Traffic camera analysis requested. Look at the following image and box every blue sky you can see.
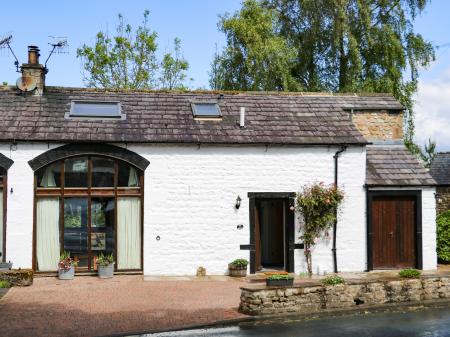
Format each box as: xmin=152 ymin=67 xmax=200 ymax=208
xmin=1 ymin=1 xmax=449 ymax=150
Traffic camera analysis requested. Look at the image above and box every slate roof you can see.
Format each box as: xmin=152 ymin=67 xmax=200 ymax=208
xmin=366 ymin=145 xmax=436 ymax=186
xmin=430 ymin=152 xmax=450 ymax=185
xmin=0 ymin=86 xmax=403 ymax=145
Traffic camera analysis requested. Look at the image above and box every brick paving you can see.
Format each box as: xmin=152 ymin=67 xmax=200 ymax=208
xmin=0 ymin=275 xmax=246 ymax=337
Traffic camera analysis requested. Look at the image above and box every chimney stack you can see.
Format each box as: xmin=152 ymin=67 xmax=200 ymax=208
xmin=20 ymin=46 xmax=46 ymax=95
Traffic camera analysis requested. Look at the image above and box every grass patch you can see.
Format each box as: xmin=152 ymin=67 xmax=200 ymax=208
xmin=398 ymin=269 xmax=421 ymax=278
xmin=0 ymin=280 xmax=11 ymax=288
xmin=322 ymin=275 xmax=345 ymax=285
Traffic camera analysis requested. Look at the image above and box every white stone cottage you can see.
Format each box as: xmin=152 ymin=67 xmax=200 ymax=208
xmin=0 ymin=47 xmax=437 ymax=276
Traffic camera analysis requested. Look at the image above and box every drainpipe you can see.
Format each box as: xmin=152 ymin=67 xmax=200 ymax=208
xmin=332 ymin=145 xmax=347 ymax=273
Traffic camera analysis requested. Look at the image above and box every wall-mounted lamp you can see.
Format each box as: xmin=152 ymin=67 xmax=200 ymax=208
xmin=10 ymin=187 xmax=13 ymax=194
xmin=235 ymin=195 xmax=242 ymax=209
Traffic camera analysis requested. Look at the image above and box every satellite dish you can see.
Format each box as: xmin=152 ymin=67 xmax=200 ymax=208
xmin=16 ymin=76 xmax=37 ymax=92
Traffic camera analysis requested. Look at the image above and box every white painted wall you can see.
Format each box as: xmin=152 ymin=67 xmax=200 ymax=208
xmin=0 ymin=142 xmax=60 ymax=268
xmin=0 ymin=142 xmax=436 ymax=275
xmin=127 ymin=144 xmax=367 ymax=276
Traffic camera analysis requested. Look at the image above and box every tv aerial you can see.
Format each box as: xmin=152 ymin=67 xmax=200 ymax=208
xmin=0 ymin=33 xmax=20 ymax=72
xmin=44 ymin=36 xmax=68 ymax=72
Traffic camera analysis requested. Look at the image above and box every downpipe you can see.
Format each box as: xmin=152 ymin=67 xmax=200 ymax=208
xmin=332 ymin=145 xmax=347 ymax=273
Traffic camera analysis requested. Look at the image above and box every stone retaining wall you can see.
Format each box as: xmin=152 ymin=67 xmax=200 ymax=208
xmin=239 ymin=276 xmax=450 ymax=316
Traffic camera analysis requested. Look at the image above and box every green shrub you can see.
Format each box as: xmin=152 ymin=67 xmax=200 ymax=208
xmin=437 ymin=210 xmax=450 ymax=263
xmin=398 ymin=269 xmax=421 ymax=278
xmin=322 ymin=275 xmax=345 ymax=285
xmin=267 ymin=274 xmax=293 ymax=280
xmin=0 ymin=280 xmax=11 ymax=288
xmin=230 ymin=259 xmax=248 ymax=267
xmin=97 ymin=253 xmax=114 ymax=267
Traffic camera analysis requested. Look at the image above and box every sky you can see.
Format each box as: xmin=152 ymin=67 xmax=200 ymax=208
xmin=1 ymin=1 xmax=449 ymax=150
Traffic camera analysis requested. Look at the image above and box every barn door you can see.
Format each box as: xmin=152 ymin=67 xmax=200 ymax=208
xmin=371 ymin=195 xmax=417 ymax=269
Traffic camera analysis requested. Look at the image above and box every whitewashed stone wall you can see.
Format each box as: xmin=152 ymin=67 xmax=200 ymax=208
xmin=0 ymin=142 xmax=437 ymax=275
xmin=127 ymin=144 xmax=367 ymax=276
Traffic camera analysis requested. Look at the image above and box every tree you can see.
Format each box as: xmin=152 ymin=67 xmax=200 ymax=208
xmin=77 ymin=11 xmax=191 ymax=90
xmin=213 ymin=0 xmax=435 ymax=148
xmin=420 ymin=138 xmax=436 ymax=168
xmin=209 ymin=0 xmax=300 ymax=91
xmin=159 ymin=38 xmax=190 ymax=90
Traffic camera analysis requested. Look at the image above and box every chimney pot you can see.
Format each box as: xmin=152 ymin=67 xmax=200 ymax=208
xmin=27 ymin=46 xmax=40 ymax=65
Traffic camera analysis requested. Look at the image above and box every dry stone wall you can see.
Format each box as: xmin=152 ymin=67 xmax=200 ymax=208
xmin=437 ymin=187 xmax=450 ymax=215
xmin=239 ymin=276 xmax=450 ymax=315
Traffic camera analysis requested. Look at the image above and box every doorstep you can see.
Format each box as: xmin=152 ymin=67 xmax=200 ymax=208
xmin=143 ymin=275 xmax=245 ymax=282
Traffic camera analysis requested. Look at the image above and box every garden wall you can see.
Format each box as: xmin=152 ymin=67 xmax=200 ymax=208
xmin=239 ymin=275 xmax=450 ymax=316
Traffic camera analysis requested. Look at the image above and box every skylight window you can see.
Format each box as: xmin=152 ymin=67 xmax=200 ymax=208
xmin=191 ymin=102 xmax=222 ymax=118
xmin=69 ymin=101 xmax=123 ymax=119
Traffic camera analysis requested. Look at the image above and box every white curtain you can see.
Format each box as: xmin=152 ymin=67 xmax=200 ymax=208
xmin=117 ymin=197 xmax=141 ymax=269
xmin=36 ymin=198 xmax=60 ymax=271
xmin=40 ymin=166 xmax=57 ymax=187
xmin=0 ymin=190 xmax=3 ymax=259
xmin=128 ymin=167 xmax=139 ymax=187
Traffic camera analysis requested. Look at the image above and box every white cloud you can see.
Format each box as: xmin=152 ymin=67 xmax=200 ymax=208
xmin=414 ymin=67 xmax=450 ymax=151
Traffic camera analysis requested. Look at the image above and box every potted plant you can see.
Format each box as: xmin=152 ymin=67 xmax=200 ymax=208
xmin=266 ymin=274 xmax=294 ymax=287
xmin=97 ymin=253 xmax=115 ymax=279
xmin=228 ymin=259 xmax=248 ymax=277
xmin=58 ymin=251 xmax=78 ymax=280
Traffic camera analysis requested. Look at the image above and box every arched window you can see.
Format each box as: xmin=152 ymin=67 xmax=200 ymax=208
xmin=34 ymin=156 xmax=143 ymax=272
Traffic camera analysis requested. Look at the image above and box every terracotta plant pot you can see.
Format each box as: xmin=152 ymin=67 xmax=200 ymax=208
xmin=266 ymin=278 xmax=294 ymax=287
xmin=98 ymin=264 xmax=114 ymax=279
xmin=228 ymin=263 xmax=247 ymax=277
xmin=58 ymin=267 xmax=75 ymax=280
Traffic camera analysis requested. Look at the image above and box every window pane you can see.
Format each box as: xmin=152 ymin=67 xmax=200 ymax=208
xmin=70 ymin=101 xmax=121 ymax=118
xmin=36 ymin=197 xmax=60 ymax=271
xmin=192 ymin=103 xmax=221 ymax=117
xmin=64 ymin=198 xmax=88 ymax=268
xmin=65 ymin=157 xmax=88 ymax=187
xmin=91 ymin=198 xmax=115 ymax=269
xmin=117 ymin=197 xmax=141 ymax=269
xmin=37 ymin=162 xmax=61 ymax=188
xmin=92 ymin=157 xmax=115 ymax=187
xmin=118 ymin=161 xmax=140 ymax=187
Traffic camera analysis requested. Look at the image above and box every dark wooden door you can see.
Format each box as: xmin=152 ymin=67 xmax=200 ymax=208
xmin=372 ymin=196 xmax=416 ymax=269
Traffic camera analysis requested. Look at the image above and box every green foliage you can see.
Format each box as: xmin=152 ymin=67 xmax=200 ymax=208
xmin=322 ymin=275 xmax=345 ymax=285
xmin=398 ymin=269 xmax=421 ymax=278
xmin=77 ymin=11 xmax=191 ymax=90
xmin=210 ymin=0 xmax=300 ymax=91
xmin=1 ymin=82 xmax=7 ymax=86
xmin=0 ymin=280 xmax=11 ymax=288
xmin=214 ymin=0 xmax=435 ymax=147
xmin=296 ymin=182 xmax=344 ymax=275
xmin=436 ymin=210 xmax=450 ymax=263
xmin=230 ymin=259 xmax=249 ymax=267
xmin=267 ymin=274 xmax=293 ymax=280
xmin=96 ymin=253 xmax=115 ymax=267
xmin=159 ymin=38 xmax=190 ymax=90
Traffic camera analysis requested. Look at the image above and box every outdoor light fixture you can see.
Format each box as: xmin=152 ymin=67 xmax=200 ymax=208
xmin=235 ymin=195 xmax=242 ymax=209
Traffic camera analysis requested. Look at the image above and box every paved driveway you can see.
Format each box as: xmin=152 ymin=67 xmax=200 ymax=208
xmin=0 ymin=275 xmax=245 ymax=337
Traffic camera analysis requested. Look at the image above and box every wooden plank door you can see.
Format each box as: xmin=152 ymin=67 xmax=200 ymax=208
xmin=372 ymin=196 xmax=416 ymax=269
xmin=255 ymin=206 xmax=261 ymax=271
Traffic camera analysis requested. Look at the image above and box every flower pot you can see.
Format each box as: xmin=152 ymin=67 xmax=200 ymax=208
xmin=228 ymin=263 xmax=247 ymax=277
xmin=58 ymin=267 xmax=75 ymax=280
xmin=266 ymin=278 xmax=294 ymax=287
xmin=98 ymin=264 xmax=114 ymax=279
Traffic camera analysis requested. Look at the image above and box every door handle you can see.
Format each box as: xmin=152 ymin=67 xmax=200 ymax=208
xmin=389 ymin=232 xmax=394 ymax=237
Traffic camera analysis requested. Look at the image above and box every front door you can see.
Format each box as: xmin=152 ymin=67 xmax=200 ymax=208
xmin=371 ymin=195 xmax=417 ymax=269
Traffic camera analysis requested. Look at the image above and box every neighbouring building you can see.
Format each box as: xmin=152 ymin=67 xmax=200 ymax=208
xmin=0 ymin=46 xmax=438 ymax=276
xmin=430 ymin=152 xmax=450 ymax=215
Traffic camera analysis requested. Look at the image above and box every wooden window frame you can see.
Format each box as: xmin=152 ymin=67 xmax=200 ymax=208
xmin=33 ymin=155 xmax=144 ymax=274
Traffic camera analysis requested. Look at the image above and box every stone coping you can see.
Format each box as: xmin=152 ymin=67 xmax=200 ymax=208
xmin=241 ymin=271 xmax=450 ymax=292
